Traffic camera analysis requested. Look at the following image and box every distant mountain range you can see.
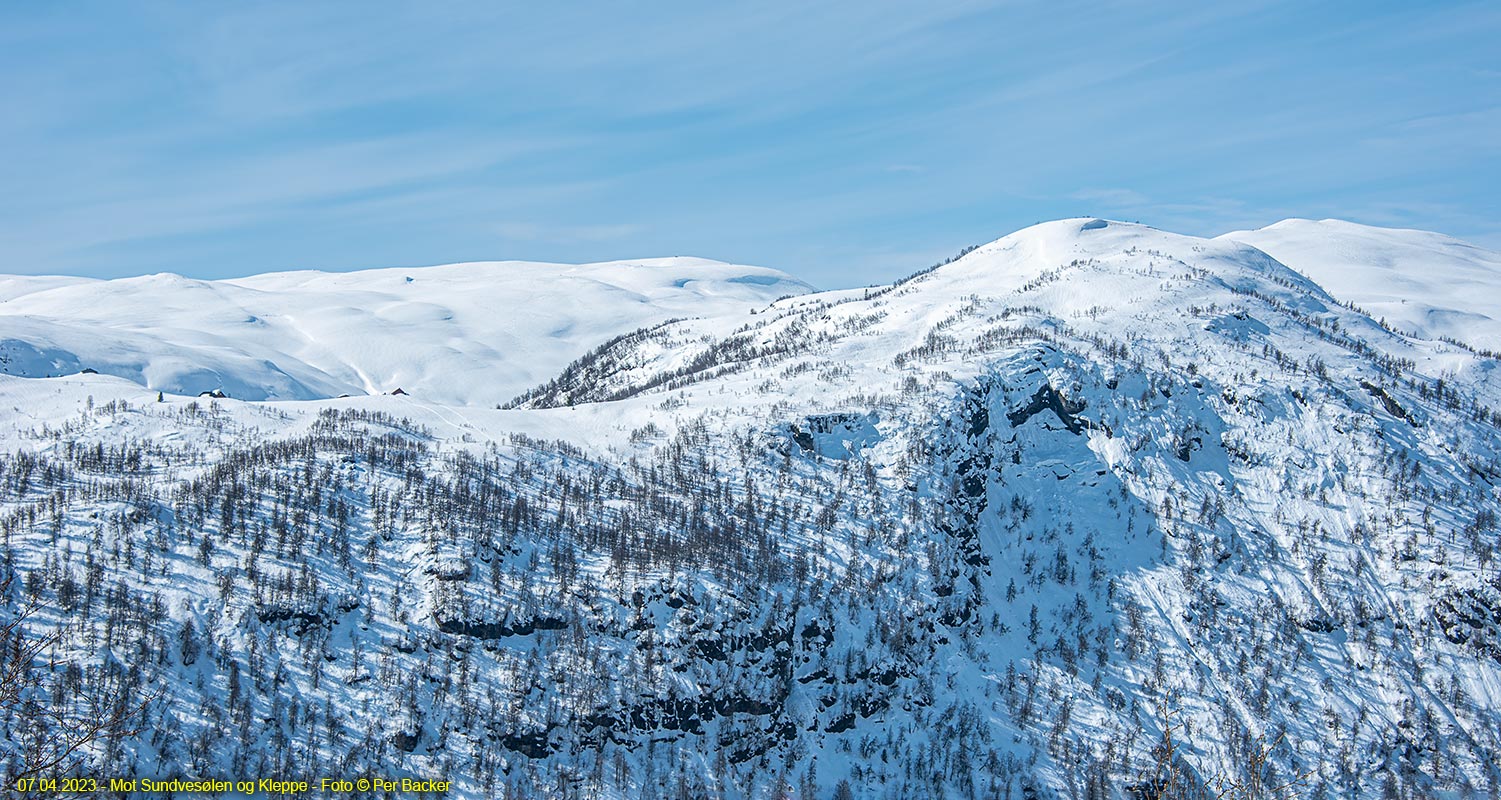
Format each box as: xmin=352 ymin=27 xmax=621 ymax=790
xmin=0 ymin=257 xmax=812 ymax=403
xmin=3 ymin=219 xmax=1496 ymax=404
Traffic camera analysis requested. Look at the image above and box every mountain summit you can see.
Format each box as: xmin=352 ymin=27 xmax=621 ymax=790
xmin=1 ymin=218 xmax=1498 ymax=799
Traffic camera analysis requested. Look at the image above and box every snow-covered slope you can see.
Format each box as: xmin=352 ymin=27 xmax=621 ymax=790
xmin=0 ymin=257 xmax=812 ymax=404
xmin=3 ymin=218 xmax=1500 ymax=799
xmin=1220 ymin=218 xmax=1501 ymax=352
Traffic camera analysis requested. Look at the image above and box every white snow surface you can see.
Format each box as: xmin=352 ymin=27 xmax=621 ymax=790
xmin=1220 ymin=218 xmax=1501 ymax=352
xmin=4 ymin=217 xmax=1501 ymax=798
xmin=0 ymin=256 xmax=813 ymax=405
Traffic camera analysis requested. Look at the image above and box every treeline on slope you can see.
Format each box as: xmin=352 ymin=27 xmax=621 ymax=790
xmin=506 ymin=240 xmax=990 ymax=411
xmin=0 ymin=404 xmax=1015 ymax=797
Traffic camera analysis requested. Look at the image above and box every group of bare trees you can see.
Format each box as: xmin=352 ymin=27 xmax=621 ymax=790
xmin=1 ymin=574 xmax=145 ymax=784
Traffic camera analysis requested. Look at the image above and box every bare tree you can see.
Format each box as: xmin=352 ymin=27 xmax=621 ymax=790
xmin=1 ymin=575 xmax=148 ymax=781
xmin=1130 ymin=693 xmax=1309 ymax=800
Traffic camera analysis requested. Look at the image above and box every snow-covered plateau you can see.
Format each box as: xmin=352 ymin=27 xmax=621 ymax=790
xmin=1 ymin=218 xmax=1498 ymax=799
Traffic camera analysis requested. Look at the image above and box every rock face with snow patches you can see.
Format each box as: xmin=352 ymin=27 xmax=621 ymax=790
xmin=1 ymin=218 xmax=1499 ymax=798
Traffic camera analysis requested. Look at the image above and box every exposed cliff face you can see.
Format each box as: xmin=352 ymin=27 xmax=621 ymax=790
xmin=3 ymin=219 xmax=1501 ymax=798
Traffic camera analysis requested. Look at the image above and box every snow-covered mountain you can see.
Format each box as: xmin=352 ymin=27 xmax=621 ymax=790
xmin=1220 ymin=219 xmax=1501 ymax=353
xmin=0 ymin=257 xmax=813 ymax=404
xmin=2 ymin=218 xmax=1499 ymax=799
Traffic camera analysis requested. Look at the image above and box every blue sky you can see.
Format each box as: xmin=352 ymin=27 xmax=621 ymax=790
xmin=2 ymin=1 xmax=1498 ymax=288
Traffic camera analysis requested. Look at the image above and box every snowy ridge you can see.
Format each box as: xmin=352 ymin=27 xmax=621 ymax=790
xmin=1220 ymin=218 xmax=1501 ymax=352
xmin=1 ymin=218 xmax=1499 ymax=798
xmin=0 ymin=257 xmax=813 ymax=404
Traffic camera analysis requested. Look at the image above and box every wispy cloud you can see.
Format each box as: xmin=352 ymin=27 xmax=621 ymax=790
xmin=1070 ymin=188 xmax=1152 ymax=208
xmin=0 ymin=1 xmax=1497 ymax=282
xmin=494 ymin=221 xmax=644 ymax=244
